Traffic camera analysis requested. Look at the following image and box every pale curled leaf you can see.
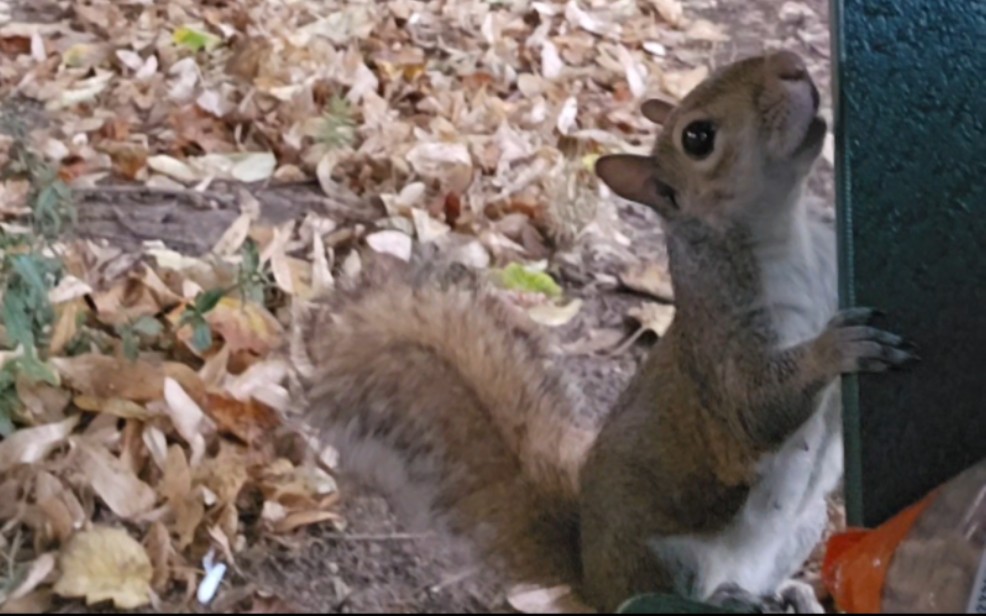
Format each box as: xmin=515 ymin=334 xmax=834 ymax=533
xmin=224 ymin=359 xmax=291 ymax=412
xmin=628 ymin=303 xmax=676 ymax=337
xmin=163 ymin=377 xmax=212 ymax=466
xmin=7 ymin=553 xmax=56 ymax=602
xmin=649 ymin=0 xmax=684 ymax=27
xmin=205 ymin=297 xmax=284 ymax=356
xmin=527 ymin=299 xmax=582 ymax=327
xmin=411 ymin=208 xmax=450 ymax=243
xmin=272 ymin=510 xmax=344 ymax=534
xmin=662 ymin=66 xmax=709 ymax=101
xmin=229 ymin=152 xmax=276 ymax=183
xmin=608 ymin=303 xmax=676 ymax=356
xmin=48 ymin=276 xmax=93 ymax=304
xmin=73 ymin=396 xmax=154 ymax=420
xmin=620 ymin=262 xmax=674 ymax=302
xmin=617 ymin=46 xmax=647 ymax=99
xmin=564 ymin=1 xmax=619 ymax=38
xmin=686 ymin=19 xmax=730 ymax=42
xmin=556 ymin=97 xmax=579 ymax=135
xmin=406 ymin=142 xmax=472 ymax=178
xmin=146 ymin=155 xmax=199 ymax=183
xmin=540 ymin=41 xmax=564 ymax=80
xmin=212 ymin=212 xmax=253 ymax=256
xmin=73 ymin=438 xmax=156 ymax=519
xmin=507 ymin=584 xmax=594 ymax=614
xmin=0 ymin=416 xmax=79 ymax=474
xmin=366 ymin=230 xmax=412 ymax=262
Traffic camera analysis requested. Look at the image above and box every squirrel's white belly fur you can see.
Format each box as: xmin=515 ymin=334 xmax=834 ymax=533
xmin=660 ymin=215 xmax=842 ymax=601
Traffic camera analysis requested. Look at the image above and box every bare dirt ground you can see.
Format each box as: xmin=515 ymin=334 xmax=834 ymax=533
xmin=4 ymin=0 xmax=836 ymax=612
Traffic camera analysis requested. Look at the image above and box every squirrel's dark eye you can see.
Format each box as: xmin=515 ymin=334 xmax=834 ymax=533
xmin=681 ymin=121 xmax=716 ymax=159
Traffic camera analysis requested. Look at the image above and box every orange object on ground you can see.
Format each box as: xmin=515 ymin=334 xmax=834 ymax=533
xmin=822 ymin=491 xmax=940 ymax=614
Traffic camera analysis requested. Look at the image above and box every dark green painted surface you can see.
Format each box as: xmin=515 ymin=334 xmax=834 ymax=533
xmin=831 ymin=0 xmax=986 ymax=527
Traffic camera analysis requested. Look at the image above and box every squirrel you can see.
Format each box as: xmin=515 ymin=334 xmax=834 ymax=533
xmin=292 ymin=50 xmax=916 ymax=613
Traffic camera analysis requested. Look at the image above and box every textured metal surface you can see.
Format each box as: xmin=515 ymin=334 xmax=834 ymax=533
xmin=832 ymin=0 xmax=986 ymax=527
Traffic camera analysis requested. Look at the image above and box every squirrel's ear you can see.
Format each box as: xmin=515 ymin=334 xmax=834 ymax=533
xmin=641 ymin=99 xmax=674 ymax=126
xmin=595 ymin=154 xmax=676 ymax=211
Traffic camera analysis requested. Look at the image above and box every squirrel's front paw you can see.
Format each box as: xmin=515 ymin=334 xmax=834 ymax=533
xmin=815 ymin=307 xmax=918 ymax=374
xmin=775 ymin=580 xmax=824 ymax=614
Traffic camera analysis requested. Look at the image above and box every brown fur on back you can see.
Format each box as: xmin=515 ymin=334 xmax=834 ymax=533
xmin=294 ymin=254 xmax=593 ymax=585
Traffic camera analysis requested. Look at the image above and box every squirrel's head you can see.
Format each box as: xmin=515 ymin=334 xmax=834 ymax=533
xmin=595 ymin=50 xmax=826 ymax=226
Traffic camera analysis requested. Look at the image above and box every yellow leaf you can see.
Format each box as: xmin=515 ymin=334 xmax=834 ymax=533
xmin=205 ymin=297 xmax=284 ymax=356
xmin=172 ymin=26 xmax=221 ymax=53
xmin=54 ymin=526 xmax=153 ymax=610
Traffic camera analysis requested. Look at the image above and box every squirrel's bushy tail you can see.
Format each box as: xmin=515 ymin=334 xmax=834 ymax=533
xmin=291 ymin=257 xmax=593 ymax=585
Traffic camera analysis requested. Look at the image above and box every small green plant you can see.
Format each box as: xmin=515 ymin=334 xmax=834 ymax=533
xmin=318 ymin=95 xmax=357 ymax=150
xmin=178 ymin=287 xmax=225 ymax=353
xmin=0 ymin=139 xmax=74 ymax=432
xmin=114 ymin=316 xmax=165 ymax=361
xmin=4 ymin=143 xmax=76 ymax=242
xmin=2 ymin=253 xmax=60 ymax=352
xmin=176 ymin=239 xmax=276 ymax=354
xmin=0 ymin=362 xmax=19 ymax=437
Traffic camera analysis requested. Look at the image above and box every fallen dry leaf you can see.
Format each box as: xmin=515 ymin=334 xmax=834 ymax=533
xmin=527 ymin=299 xmax=583 ymax=327
xmin=73 ymin=437 xmax=157 ymax=520
xmin=35 ymin=471 xmax=85 ymax=544
xmin=47 ymin=299 xmax=86 ymax=356
xmin=161 ymin=445 xmax=204 ymax=551
xmin=365 ymin=230 xmax=413 ymax=262
xmin=662 ymin=65 xmax=710 ymax=101
xmin=51 ymin=355 xmax=205 ymax=404
xmin=162 ymin=377 xmax=213 ymax=466
xmin=271 ymin=509 xmax=344 ymax=534
xmin=204 ymin=393 xmax=280 ymax=446
xmin=627 ymin=303 xmax=676 ymax=338
xmin=0 ymin=589 xmax=53 ymax=613
xmin=607 ymin=302 xmax=677 ymax=357
xmin=620 ymin=261 xmax=674 ymax=302
xmin=204 ymin=297 xmax=285 ymax=356
xmin=54 ymin=526 xmax=153 ymax=610
xmin=222 ymin=358 xmax=291 ymax=412
xmin=7 ymin=553 xmax=56 ymax=603
xmin=144 ymin=521 xmax=174 ymax=593
xmin=507 ymin=584 xmax=595 ymax=614
xmin=73 ymin=396 xmax=154 ymax=420
xmin=0 ymin=416 xmax=79 ymax=473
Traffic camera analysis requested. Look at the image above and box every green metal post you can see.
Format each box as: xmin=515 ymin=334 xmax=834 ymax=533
xmin=832 ymin=0 xmax=986 ymax=528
